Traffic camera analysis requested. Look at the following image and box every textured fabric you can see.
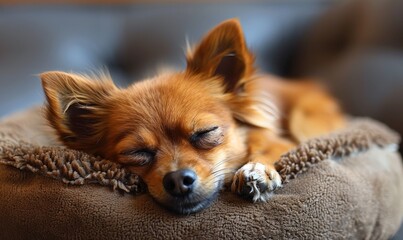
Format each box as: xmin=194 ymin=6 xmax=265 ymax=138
xmin=0 ymin=107 xmax=402 ymax=239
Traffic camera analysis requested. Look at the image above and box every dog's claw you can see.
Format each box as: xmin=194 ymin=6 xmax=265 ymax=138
xmin=231 ymin=162 xmax=282 ymax=202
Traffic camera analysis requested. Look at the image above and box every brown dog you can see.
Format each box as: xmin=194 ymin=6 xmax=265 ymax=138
xmin=41 ymin=19 xmax=344 ymax=214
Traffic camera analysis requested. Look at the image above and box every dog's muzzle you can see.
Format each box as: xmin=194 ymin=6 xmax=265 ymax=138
xmin=159 ymin=169 xmax=220 ymax=214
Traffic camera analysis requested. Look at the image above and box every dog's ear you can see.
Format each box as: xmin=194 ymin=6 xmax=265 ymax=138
xmin=186 ymin=19 xmax=278 ymax=130
xmin=40 ymin=71 xmax=117 ymax=153
xmin=186 ymin=19 xmax=254 ymax=93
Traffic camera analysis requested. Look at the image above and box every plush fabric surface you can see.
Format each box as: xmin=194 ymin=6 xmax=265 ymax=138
xmin=0 ymin=107 xmax=402 ymax=239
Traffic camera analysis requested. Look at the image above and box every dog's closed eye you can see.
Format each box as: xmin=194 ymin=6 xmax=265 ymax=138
xmin=190 ymin=126 xmax=224 ymax=149
xmin=119 ymin=148 xmax=156 ymax=166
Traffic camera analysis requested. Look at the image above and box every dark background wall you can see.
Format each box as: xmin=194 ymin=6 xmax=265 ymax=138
xmin=0 ymin=2 xmax=328 ymax=117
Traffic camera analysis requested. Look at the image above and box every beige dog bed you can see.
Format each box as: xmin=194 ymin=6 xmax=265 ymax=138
xmin=0 ymin=107 xmax=402 ymax=239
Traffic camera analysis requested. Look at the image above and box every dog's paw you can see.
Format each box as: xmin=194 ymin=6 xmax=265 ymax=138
xmin=231 ymin=162 xmax=282 ymax=202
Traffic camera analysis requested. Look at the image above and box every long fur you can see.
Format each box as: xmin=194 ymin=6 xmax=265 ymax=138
xmin=41 ymin=19 xmax=344 ymax=214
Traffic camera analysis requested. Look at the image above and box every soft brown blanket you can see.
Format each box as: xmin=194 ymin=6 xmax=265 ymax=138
xmin=0 ymin=107 xmax=402 ymax=240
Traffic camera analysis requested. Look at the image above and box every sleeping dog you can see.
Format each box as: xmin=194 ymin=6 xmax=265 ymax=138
xmin=41 ymin=19 xmax=344 ymax=214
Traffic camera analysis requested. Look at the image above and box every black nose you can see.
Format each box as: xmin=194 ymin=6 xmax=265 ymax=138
xmin=163 ymin=169 xmax=197 ymax=197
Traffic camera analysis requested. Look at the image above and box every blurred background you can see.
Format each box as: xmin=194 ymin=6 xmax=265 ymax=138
xmin=0 ymin=0 xmax=402 ymax=237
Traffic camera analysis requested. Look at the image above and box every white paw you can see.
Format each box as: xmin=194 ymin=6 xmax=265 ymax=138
xmin=231 ymin=162 xmax=282 ymax=202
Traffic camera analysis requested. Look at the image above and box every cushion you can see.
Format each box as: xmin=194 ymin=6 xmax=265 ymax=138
xmin=0 ymin=107 xmax=402 ymax=239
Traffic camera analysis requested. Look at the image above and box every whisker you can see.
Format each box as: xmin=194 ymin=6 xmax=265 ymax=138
xmin=204 ymin=171 xmax=235 ymax=186
xmin=211 ymin=168 xmax=236 ymax=176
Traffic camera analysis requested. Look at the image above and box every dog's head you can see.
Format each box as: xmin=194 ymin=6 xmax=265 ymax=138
xmin=41 ymin=19 xmax=277 ymax=214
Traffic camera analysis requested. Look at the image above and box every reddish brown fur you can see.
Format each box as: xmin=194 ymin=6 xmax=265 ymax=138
xmin=41 ymin=19 xmax=344 ymax=214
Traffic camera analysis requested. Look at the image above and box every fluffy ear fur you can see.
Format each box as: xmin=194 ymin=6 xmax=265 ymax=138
xmin=41 ymin=71 xmax=117 ymax=153
xmin=187 ymin=19 xmax=279 ymax=131
xmin=186 ymin=19 xmax=255 ymax=93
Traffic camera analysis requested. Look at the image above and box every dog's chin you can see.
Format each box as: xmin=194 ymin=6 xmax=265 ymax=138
xmin=156 ymin=190 xmax=220 ymax=215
